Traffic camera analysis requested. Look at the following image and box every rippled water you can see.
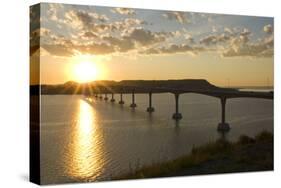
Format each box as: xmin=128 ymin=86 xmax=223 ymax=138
xmin=40 ymin=93 xmax=273 ymax=184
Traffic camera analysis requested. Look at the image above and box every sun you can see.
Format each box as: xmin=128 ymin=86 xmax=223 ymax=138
xmin=73 ymin=61 xmax=99 ymax=83
xmin=70 ymin=54 xmax=107 ymax=83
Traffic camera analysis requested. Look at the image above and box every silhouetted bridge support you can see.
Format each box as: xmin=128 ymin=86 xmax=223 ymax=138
xmin=172 ymin=93 xmax=182 ymax=120
xmin=217 ymin=97 xmax=230 ymax=132
xmin=110 ymin=93 xmax=115 ymax=103
xmin=99 ymin=94 xmax=103 ymax=100
xmin=86 ymin=87 xmax=273 ymax=132
xmin=104 ymin=93 xmax=108 ymax=101
xmin=119 ymin=92 xmax=124 ymax=105
xmin=146 ymin=92 xmax=155 ymax=113
xmin=130 ymin=90 xmax=137 ymax=108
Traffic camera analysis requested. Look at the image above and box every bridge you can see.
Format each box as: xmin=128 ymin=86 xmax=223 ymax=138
xmin=81 ymin=79 xmax=273 ymax=132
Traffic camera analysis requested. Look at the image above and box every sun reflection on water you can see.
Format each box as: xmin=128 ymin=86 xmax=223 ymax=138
xmin=67 ymin=99 xmax=104 ymax=181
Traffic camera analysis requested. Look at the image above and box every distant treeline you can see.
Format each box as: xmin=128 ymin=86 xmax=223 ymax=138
xmin=30 ymin=79 xmax=236 ymax=95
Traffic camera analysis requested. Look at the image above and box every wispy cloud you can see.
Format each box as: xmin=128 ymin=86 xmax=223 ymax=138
xmin=162 ymin=11 xmax=190 ymax=24
xmin=263 ymin=24 xmax=273 ymax=34
xmin=111 ymin=7 xmax=135 ymax=15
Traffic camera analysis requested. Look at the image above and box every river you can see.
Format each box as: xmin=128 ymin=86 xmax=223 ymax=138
xmin=40 ymin=92 xmax=273 ymax=184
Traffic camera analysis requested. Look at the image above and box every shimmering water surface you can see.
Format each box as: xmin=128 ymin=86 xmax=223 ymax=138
xmin=40 ymin=93 xmax=273 ymax=184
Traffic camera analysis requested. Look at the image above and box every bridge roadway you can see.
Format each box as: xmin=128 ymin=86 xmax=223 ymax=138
xmin=84 ymin=85 xmax=273 ymax=132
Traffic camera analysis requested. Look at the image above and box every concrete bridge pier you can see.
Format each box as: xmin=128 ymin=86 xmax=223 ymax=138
xmin=119 ymin=93 xmax=125 ymax=105
xmin=217 ymin=97 xmax=230 ymax=132
xmin=104 ymin=93 xmax=108 ymax=101
xmin=146 ymin=92 xmax=155 ymax=112
xmin=99 ymin=94 xmax=103 ymax=100
xmin=110 ymin=93 xmax=115 ymax=102
xmin=130 ymin=90 xmax=137 ymax=108
xmin=172 ymin=93 xmax=182 ymax=120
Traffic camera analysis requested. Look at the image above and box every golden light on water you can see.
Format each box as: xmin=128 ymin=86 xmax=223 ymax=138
xmin=67 ymin=99 xmax=104 ymax=180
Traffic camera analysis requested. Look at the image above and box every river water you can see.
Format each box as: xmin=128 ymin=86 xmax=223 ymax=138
xmin=40 ymin=92 xmax=273 ymax=184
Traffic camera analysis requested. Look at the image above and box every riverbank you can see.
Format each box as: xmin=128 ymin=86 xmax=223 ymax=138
xmin=114 ymin=131 xmax=273 ymax=180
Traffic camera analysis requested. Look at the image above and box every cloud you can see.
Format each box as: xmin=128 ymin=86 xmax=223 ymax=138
xmin=65 ymin=10 xmax=91 ymax=29
xmin=41 ymin=41 xmax=116 ymax=57
xmin=184 ymin=34 xmax=195 ymax=43
xmin=82 ymin=31 xmax=98 ymax=39
xmin=92 ymin=23 xmax=116 ymax=33
xmin=127 ymin=28 xmax=166 ymax=46
xmin=196 ymin=27 xmax=273 ymax=58
xmin=112 ymin=8 xmax=135 ymax=15
xmin=75 ymin=43 xmax=115 ymax=55
xmin=140 ymin=44 xmax=204 ymax=56
xmin=222 ymin=35 xmax=273 ymax=58
xmin=224 ymin=27 xmax=233 ymax=34
xmin=240 ymin=28 xmax=251 ymax=36
xmin=163 ymin=11 xmax=189 ymax=24
xmin=30 ymin=28 xmax=52 ymax=55
xmin=37 ymin=5 xmax=274 ymax=59
xmin=200 ymin=34 xmax=231 ymax=45
xmin=103 ymin=36 xmax=135 ymax=52
xmin=38 ymin=26 xmax=176 ymax=57
xmin=263 ymin=24 xmax=273 ymax=34
xmin=65 ymin=9 xmax=145 ymax=35
xmin=36 ymin=27 xmax=116 ymax=57
xmin=78 ymin=18 xmax=148 ymax=38
xmin=222 ymin=43 xmax=273 ymax=58
xmin=159 ymin=44 xmax=194 ymax=54
xmin=104 ymin=28 xmax=172 ymax=52
xmin=199 ymin=28 xmax=251 ymax=46
xmin=47 ymin=3 xmax=64 ymax=21
xmin=30 ymin=4 xmax=40 ymax=29
xmin=109 ymin=18 xmax=147 ymax=34
xmin=140 ymin=48 xmax=161 ymax=55
xmin=263 ymin=34 xmax=274 ymax=46
xmin=39 ymin=8 xmax=173 ymax=57
xmin=42 ymin=44 xmax=74 ymax=57
xmin=65 ymin=9 xmax=108 ymax=29
xmin=36 ymin=16 xmax=176 ymax=57
xmin=30 ymin=4 xmax=41 ymax=56
xmin=212 ymin=26 xmax=218 ymax=33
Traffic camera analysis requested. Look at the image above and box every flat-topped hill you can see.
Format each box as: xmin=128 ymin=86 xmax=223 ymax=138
xmin=118 ymin=79 xmax=220 ymax=90
xmin=31 ymin=79 xmax=236 ymax=95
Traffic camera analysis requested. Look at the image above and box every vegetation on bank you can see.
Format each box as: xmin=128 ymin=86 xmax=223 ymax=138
xmin=114 ymin=131 xmax=273 ymax=180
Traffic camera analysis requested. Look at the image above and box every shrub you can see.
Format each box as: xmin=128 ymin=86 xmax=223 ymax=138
xmin=255 ymin=131 xmax=273 ymax=142
xmin=238 ymin=135 xmax=255 ymax=145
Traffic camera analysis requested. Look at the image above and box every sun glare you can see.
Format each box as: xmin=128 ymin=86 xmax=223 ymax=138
xmin=70 ymin=54 xmax=107 ymax=83
xmin=73 ymin=61 xmax=99 ymax=83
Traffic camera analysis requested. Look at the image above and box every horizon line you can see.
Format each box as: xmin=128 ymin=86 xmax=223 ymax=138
xmin=31 ymin=79 xmax=274 ymax=88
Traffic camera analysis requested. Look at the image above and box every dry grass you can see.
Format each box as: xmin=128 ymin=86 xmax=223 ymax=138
xmin=114 ymin=131 xmax=273 ymax=180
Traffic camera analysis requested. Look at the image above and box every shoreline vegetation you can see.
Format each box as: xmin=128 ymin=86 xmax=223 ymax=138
xmin=114 ymin=131 xmax=273 ymax=180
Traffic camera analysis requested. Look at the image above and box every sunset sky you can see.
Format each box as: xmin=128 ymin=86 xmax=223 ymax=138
xmin=30 ymin=3 xmax=274 ymax=87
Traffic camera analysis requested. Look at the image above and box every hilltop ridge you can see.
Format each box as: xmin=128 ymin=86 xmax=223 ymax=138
xmin=30 ymin=79 xmax=236 ymax=95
